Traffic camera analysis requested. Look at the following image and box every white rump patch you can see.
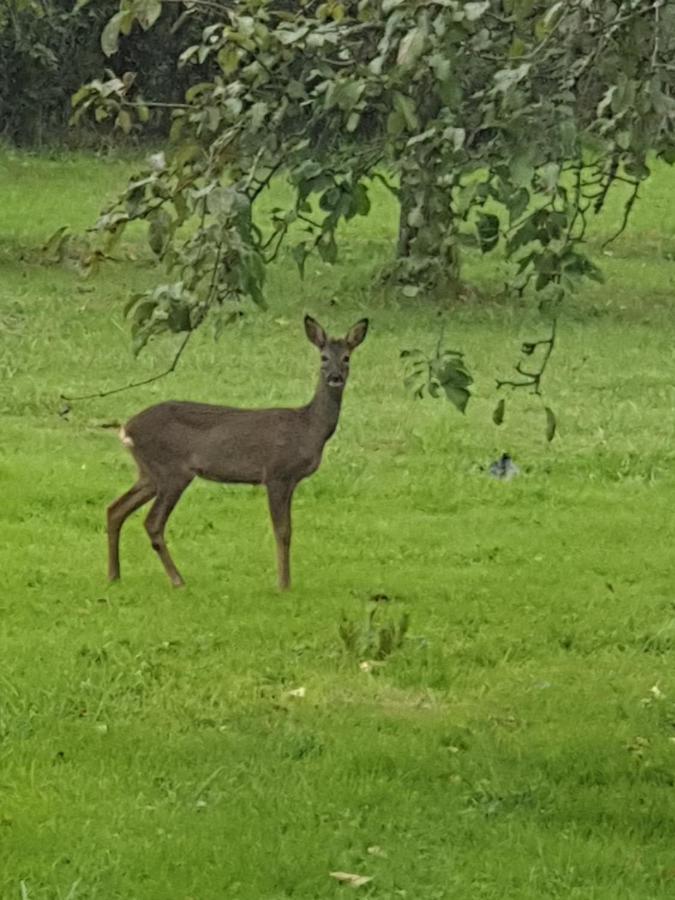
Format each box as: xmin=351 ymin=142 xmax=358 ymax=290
xmin=119 ymin=426 xmax=134 ymax=449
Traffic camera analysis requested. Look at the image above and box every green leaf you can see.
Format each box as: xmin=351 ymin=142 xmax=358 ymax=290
xmin=443 ymin=127 xmax=465 ymax=151
xmin=277 ymin=25 xmax=309 ymax=45
xmin=123 ymin=292 xmax=144 ymax=318
xmin=507 ymin=187 xmax=529 ymax=223
xmin=615 ymin=129 xmax=632 ymax=150
xmin=239 ymin=249 xmax=266 ymax=306
xmin=392 ymin=92 xmax=419 ymax=131
xmin=386 ymin=109 xmax=405 ymax=137
xmin=441 ymin=384 xmax=470 ymax=414
xmin=326 ymin=79 xmax=365 ymax=112
xmin=407 ymin=206 xmax=425 ymax=229
xmin=429 ymin=52 xmax=451 ymax=82
xmin=560 ymin=120 xmax=576 ymax=156
xmin=346 ymin=111 xmax=361 ymax=132
xmin=538 ymin=162 xmax=560 ymax=194
xmin=249 ymin=102 xmax=268 ymax=131
xmin=208 ymin=186 xmax=249 ymax=220
xmin=101 ymin=12 xmax=123 ymax=57
xmin=509 ymin=154 xmax=534 ymax=189
xmin=131 ymin=299 xmax=158 ymax=335
xmin=115 ymin=109 xmax=132 ymax=134
xmin=178 ymin=44 xmax=199 ymax=67
xmin=493 ymin=398 xmax=506 ymax=426
xmin=71 ymin=85 xmax=93 ymax=109
xmin=464 ymin=2 xmax=489 ymax=21
xmin=217 ymin=46 xmax=239 ymax=74
xmin=292 ymin=243 xmax=309 ymax=278
xmin=476 ymin=213 xmax=500 ymax=253
xmin=494 ymin=63 xmax=531 ymax=92
xmin=148 ymin=209 xmax=172 ymax=257
xmin=349 ymin=183 xmax=371 ymax=217
xmin=397 ymin=26 xmax=426 ymax=67
xmin=507 ymin=223 xmax=536 ymax=256
xmin=545 ymin=406 xmax=557 ymax=442
xmin=597 ymin=85 xmax=616 ymax=118
xmin=138 ymin=0 xmax=162 ymax=30
xmin=317 ymin=232 xmax=338 ymax=263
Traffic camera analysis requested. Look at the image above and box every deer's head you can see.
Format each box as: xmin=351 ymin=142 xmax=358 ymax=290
xmin=304 ymin=315 xmax=369 ymax=391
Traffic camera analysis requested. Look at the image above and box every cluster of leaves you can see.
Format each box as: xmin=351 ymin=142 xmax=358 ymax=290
xmin=69 ymin=0 xmax=675 ymax=410
xmin=401 ymin=337 xmax=473 ymax=414
xmin=493 ymin=319 xmax=558 ymax=440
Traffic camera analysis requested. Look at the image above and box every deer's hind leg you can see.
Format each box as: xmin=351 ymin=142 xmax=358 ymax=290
xmin=144 ymin=476 xmax=193 ymax=588
xmin=107 ymin=477 xmax=156 ymax=581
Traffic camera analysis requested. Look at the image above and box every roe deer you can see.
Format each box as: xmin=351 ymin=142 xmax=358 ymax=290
xmin=107 ymin=315 xmax=369 ymax=590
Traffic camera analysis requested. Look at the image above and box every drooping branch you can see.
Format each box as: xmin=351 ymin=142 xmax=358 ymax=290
xmin=601 ymin=181 xmax=640 ymax=248
xmin=60 ymin=331 xmax=193 ymax=403
xmin=496 ymin=319 xmax=558 ymax=395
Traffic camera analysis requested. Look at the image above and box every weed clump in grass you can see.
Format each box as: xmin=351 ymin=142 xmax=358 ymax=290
xmin=339 ymin=595 xmax=410 ymax=665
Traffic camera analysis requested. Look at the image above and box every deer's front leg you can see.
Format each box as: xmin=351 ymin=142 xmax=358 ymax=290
xmin=266 ymin=480 xmax=294 ymax=591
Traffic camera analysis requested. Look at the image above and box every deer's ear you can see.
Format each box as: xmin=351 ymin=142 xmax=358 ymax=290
xmin=304 ymin=315 xmax=327 ymax=348
xmin=346 ymin=318 xmax=369 ymax=350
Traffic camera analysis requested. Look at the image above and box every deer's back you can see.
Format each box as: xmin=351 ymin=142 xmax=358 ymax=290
xmin=124 ymin=400 xmax=321 ymax=485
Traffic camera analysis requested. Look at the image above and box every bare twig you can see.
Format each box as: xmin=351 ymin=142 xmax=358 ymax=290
xmin=263 ymin=227 xmax=288 ymax=264
xmin=601 ymin=181 xmax=640 ymax=247
xmin=243 ymin=145 xmax=266 ymax=192
xmin=161 ymin=0 xmax=231 ymax=14
xmin=593 ymin=152 xmax=620 ymax=215
xmin=250 ymin=161 xmax=282 ymax=202
xmin=496 ymin=319 xmax=558 ymax=395
xmin=60 ymin=332 xmax=193 ymax=402
xmin=652 ymin=0 xmax=662 ymax=69
xmin=61 ymin=234 xmax=223 ymax=406
xmin=123 ymin=99 xmax=190 ymax=111
xmin=296 ymin=212 xmax=323 ymax=229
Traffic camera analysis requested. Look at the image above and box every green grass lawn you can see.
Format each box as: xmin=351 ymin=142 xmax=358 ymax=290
xmin=2 ymin=148 xmax=675 ymax=899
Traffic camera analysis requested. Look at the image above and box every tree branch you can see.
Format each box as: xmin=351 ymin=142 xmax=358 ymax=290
xmin=496 ymin=319 xmax=558 ymax=395
xmin=60 ymin=332 xmax=193 ymax=403
xmin=161 ymin=0 xmax=231 ymax=15
xmin=601 ymin=181 xmax=640 ymax=248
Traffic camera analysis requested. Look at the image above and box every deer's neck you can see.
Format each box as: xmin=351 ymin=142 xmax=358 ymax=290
xmin=306 ymin=377 xmax=343 ymax=444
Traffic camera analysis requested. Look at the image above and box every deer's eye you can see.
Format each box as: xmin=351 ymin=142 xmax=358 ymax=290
xmin=342 ymin=355 xmax=350 ymax=365
xmin=321 ymin=354 xmax=329 ymax=363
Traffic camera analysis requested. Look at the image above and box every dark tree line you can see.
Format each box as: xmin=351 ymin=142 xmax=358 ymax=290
xmin=0 ymin=0 xmax=189 ymax=145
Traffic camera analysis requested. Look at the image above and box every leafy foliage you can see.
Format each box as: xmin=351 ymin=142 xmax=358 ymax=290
xmin=74 ymin=1 xmax=675 ymax=327
xmin=71 ymin=0 xmax=675 ymax=421
xmin=401 ymin=334 xmax=473 ymax=414
xmin=495 ymin=319 xmax=559 ymax=439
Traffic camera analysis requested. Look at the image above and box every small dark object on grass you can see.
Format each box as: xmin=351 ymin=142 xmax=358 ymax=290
xmin=488 ymin=454 xmax=521 ymax=481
